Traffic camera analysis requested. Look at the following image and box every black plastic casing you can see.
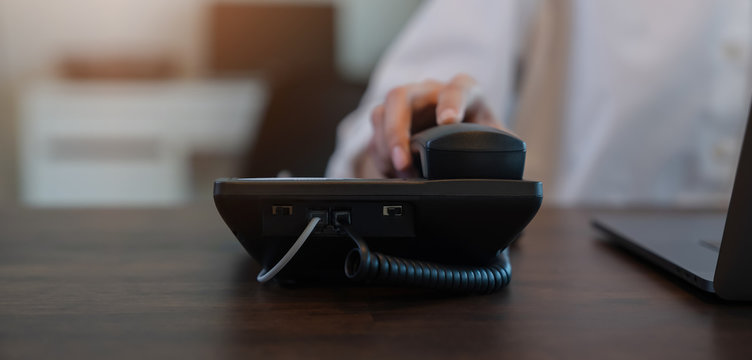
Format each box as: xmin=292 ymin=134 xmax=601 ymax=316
xmin=715 ymin=108 xmax=752 ymax=300
xmin=411 ymin=123 xmax=526 ymax=180
xmin=214 ymin=178 xmax=542 ymax=283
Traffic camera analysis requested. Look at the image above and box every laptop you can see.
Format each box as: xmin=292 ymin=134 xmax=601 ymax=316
xmin=592 ymin=100 xmax=752 ymax=301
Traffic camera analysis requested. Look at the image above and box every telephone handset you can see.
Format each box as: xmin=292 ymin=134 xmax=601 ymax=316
xmin=213 ymin=123 xmax=542 ymax=294
xmin=410 ymin=122 xmax=526 ymax=180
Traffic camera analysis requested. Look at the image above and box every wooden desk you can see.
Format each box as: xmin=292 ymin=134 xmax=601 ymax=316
xmin=2 ymin=206 xmax=751 ymax=359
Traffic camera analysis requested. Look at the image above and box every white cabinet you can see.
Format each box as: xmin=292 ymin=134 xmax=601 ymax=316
xmin=19 ymin=79 xmax=267 ymax=206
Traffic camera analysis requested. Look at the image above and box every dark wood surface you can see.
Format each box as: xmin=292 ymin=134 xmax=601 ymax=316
xmin=2 ymin=205 xmax=751 ymax=359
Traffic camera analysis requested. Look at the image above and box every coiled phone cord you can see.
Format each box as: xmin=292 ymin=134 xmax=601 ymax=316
xmin=257 ymin=216 xmax=512 ymax=294
xmin=342 ymin=227 xmax=512 ymax=294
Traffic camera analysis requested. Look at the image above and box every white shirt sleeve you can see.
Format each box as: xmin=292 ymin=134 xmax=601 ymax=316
xmin=325 ymin=0 xmax=523 ymax=178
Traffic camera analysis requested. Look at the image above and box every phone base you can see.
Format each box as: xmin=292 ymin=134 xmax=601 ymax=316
xmin=214 ymin=178 xmax=542 ymax=283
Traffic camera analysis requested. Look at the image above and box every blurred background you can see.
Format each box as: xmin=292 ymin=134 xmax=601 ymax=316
xmin=1 ymin=0 xmax=748 ymax=209
xmin=0 ymin=0 xmax=422 ymax=207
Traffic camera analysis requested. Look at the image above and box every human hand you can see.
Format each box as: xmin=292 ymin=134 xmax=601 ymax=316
xmin=369 ymin=73 xmax=503 ymax=177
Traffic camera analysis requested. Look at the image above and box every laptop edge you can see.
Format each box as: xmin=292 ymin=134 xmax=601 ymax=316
xmin=714 ymin=101 xmax=752 ymax=300
xmin=594 ymin=99 xmax=752 ymax=301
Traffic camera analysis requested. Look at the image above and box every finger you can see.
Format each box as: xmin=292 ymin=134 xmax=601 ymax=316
xmin=385 ymin=80 xmax=445 ymax=173
xmin=371 ymin=103 xmax=385 ymax=122
xmin=409 ymin=79 xmax=443 ymax=109
xmin=465 ymin=105 xmax=519 ymax=137
xmin=436 ymin=73 xmax=480 ymax=125
xmin=374 ymin=80 xmax=445 ymax=176
xmin=369 ymin=104 xmax=392 ymax=174
xmin=382 ymin=86 xmax=413 ymax=172
xmin=466 ymin=104 xmax=505 ymax=130
xmin=367 ymin=136 xmax=394 ymax=177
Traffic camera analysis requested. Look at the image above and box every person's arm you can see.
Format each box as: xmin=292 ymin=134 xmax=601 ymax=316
xmin=326 ymin=0 xmax=523 ymax=178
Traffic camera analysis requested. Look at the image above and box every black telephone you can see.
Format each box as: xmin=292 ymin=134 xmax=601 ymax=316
xmin=214 ymin=123 xmax=542 ymax=293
